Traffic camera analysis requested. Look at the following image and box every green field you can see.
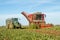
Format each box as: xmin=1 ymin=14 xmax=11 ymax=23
xmin=0 ymin=26 xmax=60 ymax=40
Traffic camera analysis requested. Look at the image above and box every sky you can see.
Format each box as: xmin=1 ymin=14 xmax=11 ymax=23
xmin=0 ymin=0 xmax=60 ymax=26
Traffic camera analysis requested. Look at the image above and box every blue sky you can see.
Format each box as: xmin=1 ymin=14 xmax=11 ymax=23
xmin=0 ymin=0 xmax=60 ymax=26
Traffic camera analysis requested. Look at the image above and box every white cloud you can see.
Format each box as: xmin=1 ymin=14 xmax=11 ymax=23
xmin=45 ymin=12 xmax=60 ymax=25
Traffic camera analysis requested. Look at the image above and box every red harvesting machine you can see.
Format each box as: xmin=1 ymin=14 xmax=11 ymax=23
xmin=21 ymin=11 xmax=53 ymax=28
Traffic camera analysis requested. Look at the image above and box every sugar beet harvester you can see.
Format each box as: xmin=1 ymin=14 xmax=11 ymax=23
xmin=21 ymin=11 xmax=52 ymax=28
